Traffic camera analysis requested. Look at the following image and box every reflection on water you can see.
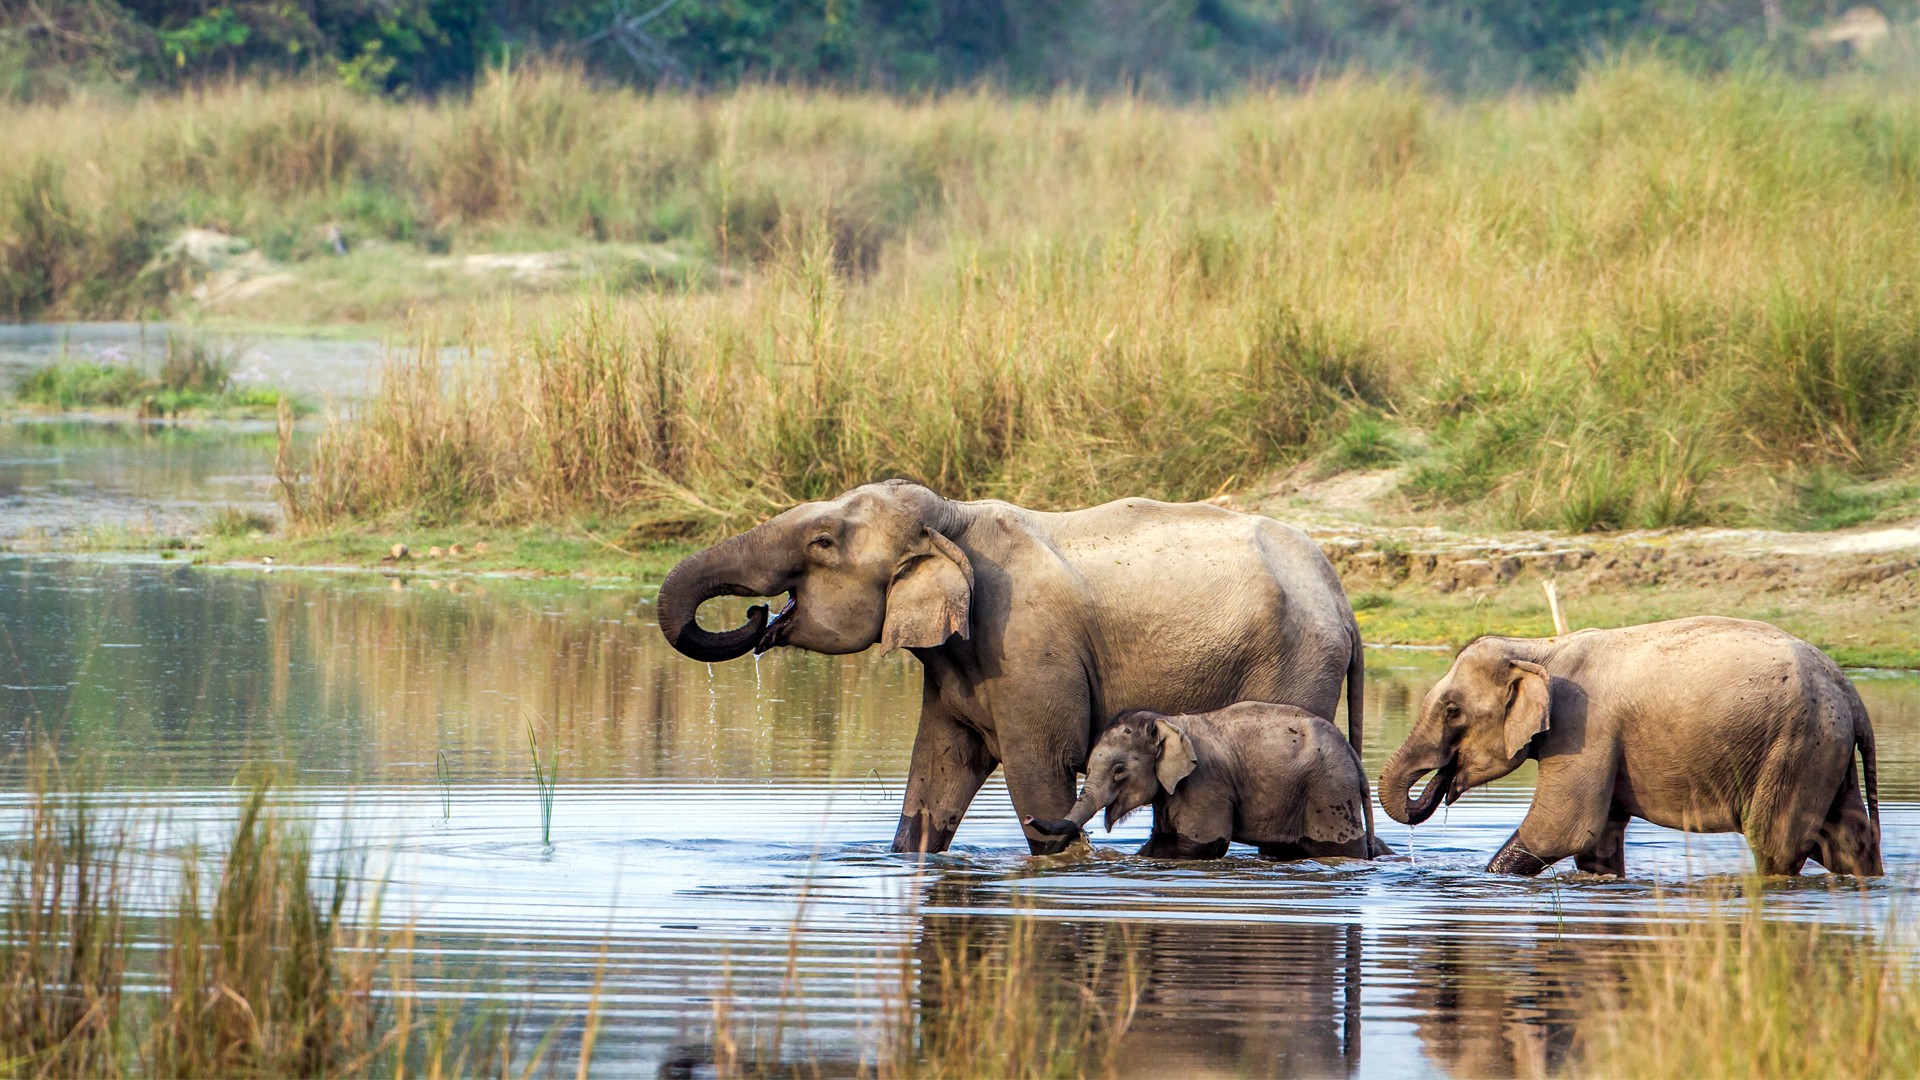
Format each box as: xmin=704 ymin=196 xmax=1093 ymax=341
xmin=2 ymin=555 xmax=1917 ymax=1077
xmin=0 ymin=421 xmax=283 ymax=541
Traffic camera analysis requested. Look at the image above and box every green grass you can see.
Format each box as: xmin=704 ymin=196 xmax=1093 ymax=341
xmin=8 ymin=332 xmax=306 ymax=418
xmin=1352 ymin=577 xmax=1920 ymax=668
xmin=526 ymin=718 xmax=558 ymax=846
xmin=193 ymin=524 xmax=694 ymax=580
xmin=215 ymin=60 xmax=1918 ymax=536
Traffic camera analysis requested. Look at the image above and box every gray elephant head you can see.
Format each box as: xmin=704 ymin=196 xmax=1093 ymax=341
xmin=656 ymin=481 xmax=973 ymax=662
xmin=1378 ymin=639 xmax=1550 ymax=826
xmin=1027 ymin=712 xmax=1198 ymax=837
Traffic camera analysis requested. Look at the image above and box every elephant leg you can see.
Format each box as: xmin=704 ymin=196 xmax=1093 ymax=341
xmin=1744 ymin=752 xmax=1837 ymax=877
xmin=1572 ymin=813 xmax=1628 ymax=877
xmin=1810 ymin=770 xmax=1881 ymax=876
xmin=1269 ymin=837 xmax=1377 ymax=861
xmin=1487 ymin=801 xmax=1611 ymax=877
xmin=1141 ymin=833 xmax=1229 ymax=860
xmin=998 ymin=697 xmax=1091 ymax=856
xmin=1490 ymin=757 xmax=1619 ymax=876
xmin=893 ymin=706 xmax=996 ymax=855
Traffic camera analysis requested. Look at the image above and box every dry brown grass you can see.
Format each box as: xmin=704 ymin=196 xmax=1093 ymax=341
xmin=8 ymin=63 xmax=1920 ymax=527
xmin=1578 ymin=892 xmax=1920 ymax=1078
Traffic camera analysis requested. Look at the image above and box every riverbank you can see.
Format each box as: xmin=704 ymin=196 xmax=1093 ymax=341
xmin=25 ymin=513 xmax=1909 ymax=668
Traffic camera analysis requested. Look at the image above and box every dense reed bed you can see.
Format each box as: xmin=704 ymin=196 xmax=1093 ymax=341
xmin=8 ymin=62 xmax=1920 ymax=528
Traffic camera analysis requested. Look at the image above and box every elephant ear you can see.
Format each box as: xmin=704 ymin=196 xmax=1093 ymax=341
xmin=1154 ymin=718 xmax=1198 ymax=793
xmin=1503 ymin=659 xmax=1552 ymax=759
xmin=880 ymin=528 xmax=973 ymax=654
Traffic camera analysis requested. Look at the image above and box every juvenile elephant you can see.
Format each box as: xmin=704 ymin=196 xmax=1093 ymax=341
xmin=1378 ymin=617 xmax=1880 ymax=877
xmin=1025 ymin=703 xmax=1389 ymax=860
xmin=655 ymin=480 xmax=1364 ymax=855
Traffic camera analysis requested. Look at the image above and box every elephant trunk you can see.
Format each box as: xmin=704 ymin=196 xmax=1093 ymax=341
xmin=655 ymin=526 xmax=793 ymax=663
xmin=1024 ymin=785 xmax=1109 ymax=839
xmin=1379 ymin=740 xmax=1456 ymax=827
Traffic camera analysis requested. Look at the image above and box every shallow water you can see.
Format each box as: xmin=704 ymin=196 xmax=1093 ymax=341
xmin=1 ymin=322 xmax=391 ymax=541
xmin=3 ymin=556 xmax=1916 ymax=1077
xmin=0 ymin=322 xmax=385 ymax=404
xmin=0 ymin=420 xmax=281 ymax=541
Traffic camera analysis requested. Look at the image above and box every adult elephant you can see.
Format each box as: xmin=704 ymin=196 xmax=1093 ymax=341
xmin=655 ymin=480 xmax=1364 ymax=855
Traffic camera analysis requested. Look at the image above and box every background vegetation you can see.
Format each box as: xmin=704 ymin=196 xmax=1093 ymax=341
xmin=5 ymin=0 xmax=1912 ymax=101
xmin=138 ymin=60 xmax=1906 ymax=533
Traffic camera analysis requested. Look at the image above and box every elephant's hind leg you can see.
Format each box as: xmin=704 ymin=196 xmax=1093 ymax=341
xmin=1811 ymin=769 xmax=1881 ymax=876
xmin=1573 ymin=813 xmax=1628 ymax=877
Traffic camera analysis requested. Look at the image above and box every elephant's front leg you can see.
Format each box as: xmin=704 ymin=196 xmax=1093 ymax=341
xmin=1488 ymin=807 xmax=1614 ymax=877
xmin=893 ymin=705 xmax=996 ymax=855
xmin=1489 ymin=754 xmax=1618 ymax=876
xmin=999 ymin=723 xmax=1089 ymax=856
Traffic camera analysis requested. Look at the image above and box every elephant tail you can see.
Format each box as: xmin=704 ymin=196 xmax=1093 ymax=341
xmin=1346 ymin=622 xmax=1374 ymax=852
xmin=1854 ymin=691 xmax=1881 ymax=843
xmin=1344 ymin=622 xmax=1365 ymax=756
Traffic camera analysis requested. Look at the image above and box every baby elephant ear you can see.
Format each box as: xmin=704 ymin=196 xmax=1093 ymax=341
xmin=880 ymin=528 xmax=973 ymax=654
xmin=1504 ymin=659 xmax=1552 ymax=759
xmin=1154 ymin=718 xmax=1198 ymax=793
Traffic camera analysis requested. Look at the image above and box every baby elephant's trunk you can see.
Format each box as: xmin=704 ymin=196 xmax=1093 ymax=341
xmin=1024 ymin=789 xmax=1105 ymax=839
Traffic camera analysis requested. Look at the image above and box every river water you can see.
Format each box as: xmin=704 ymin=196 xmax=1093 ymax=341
xmin=3 ymin=333 xmax=1918 ymax=1077
xmin=2 ymin=556 xmax=1916 ymax=1077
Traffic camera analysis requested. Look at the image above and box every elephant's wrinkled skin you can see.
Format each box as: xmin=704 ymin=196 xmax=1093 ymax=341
xmin=656 ymin=480 xmax=1364 ymax=855
xmin=1026 ymin=703 xmax=1388 ymax=860
xmin=1378 ymin=616 xmax=1881 ymax=877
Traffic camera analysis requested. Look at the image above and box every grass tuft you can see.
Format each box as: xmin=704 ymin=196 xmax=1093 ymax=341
xmin=1580 ymin=893 xmax=1920 ymax=1077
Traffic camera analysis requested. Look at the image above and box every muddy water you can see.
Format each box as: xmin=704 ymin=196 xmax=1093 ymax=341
xmin=3 ymin=556 xmax=1916 ymax=1077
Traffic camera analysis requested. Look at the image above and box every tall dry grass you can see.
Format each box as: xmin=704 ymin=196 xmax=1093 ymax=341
xmin=9 ymin=62 xmax=1920 ymax=527
xmin=0 ymin=770 xmax=534 ymax=1077
xmin=1578 ymin=894 xmax=1920 ymax=1077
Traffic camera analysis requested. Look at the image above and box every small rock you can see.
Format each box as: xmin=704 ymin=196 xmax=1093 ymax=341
xmin=390 ymin=543 xmax=409 ymax=560
xmin=448 ymin=543 xmax=464 ymax=557
xmin=473 ymin=541 xmax=489 ymax=555
xmin=428 ymin=546 xmax=444 ymax=558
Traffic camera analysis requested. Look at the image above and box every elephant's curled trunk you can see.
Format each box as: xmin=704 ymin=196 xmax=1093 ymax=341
xmin=655 ymin=531 xmax=782 ymax=662
xmin=1378 ymin=745 xmax=1455 ymax=827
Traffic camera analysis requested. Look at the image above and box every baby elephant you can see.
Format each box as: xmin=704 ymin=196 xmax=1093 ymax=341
xmin=1378 ymin=616 xmax=1881 ymax=877
xmin=1026 ymin=702 xmax=1390 ymax=860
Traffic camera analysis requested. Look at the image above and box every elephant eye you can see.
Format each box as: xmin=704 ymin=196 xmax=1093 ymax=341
xmin=809 ymin=535 xmax=833 ymax=551
xmin=1443 ymin=701 xmax=1462 ymax=721
xmin=1111 ymin=763 xmax=1126 ymax=776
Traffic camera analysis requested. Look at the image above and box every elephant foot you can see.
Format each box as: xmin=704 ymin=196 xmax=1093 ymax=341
xmin=891 ymin=813 xmax=956 ymax=855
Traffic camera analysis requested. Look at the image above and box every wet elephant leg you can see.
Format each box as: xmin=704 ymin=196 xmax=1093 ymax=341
xmin=1810 ymin=771 xmax=1881 ymax=876
xmin=1491 ymin=757 xmax=1618 ymax=876
xmin=893 ymin=706 xmax=995 ymax=855
xmin=1487 ymin=804 xmax=1609 ymax=876
xmin=1572 ymin=812 xmax=1628 ymax=877
xmin=1140 ymin=832 xmax=1229 ymax=859
xmin=1268 ymin=837 xmax=1378 ymax=861
xmin=997 ymin=695 xmax=1090 ymax=856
